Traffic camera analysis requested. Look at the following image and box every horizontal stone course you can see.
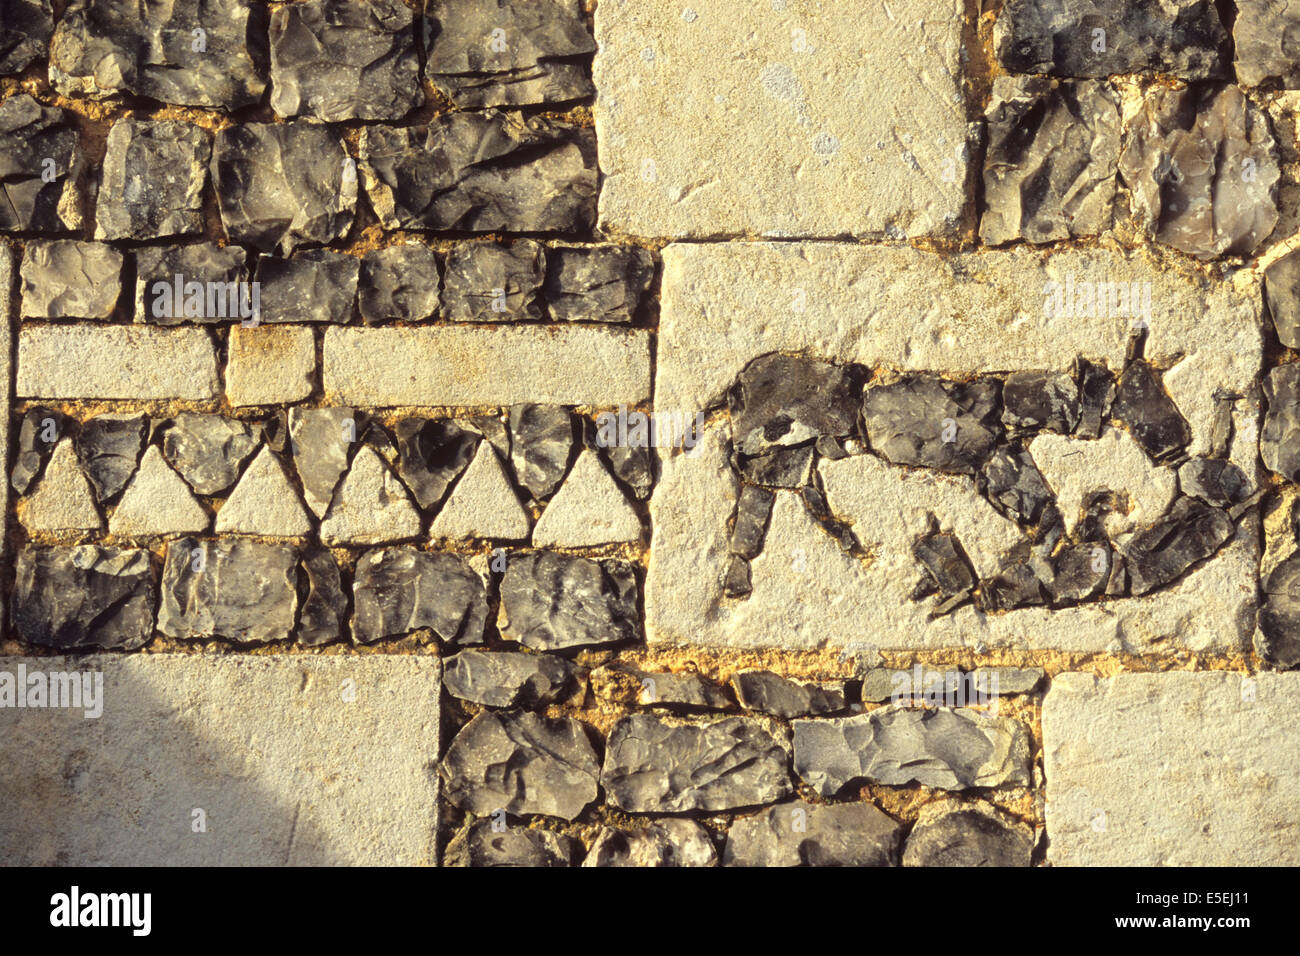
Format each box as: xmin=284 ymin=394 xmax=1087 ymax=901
xmin=16 ymin=324 xmax=220 ymax=400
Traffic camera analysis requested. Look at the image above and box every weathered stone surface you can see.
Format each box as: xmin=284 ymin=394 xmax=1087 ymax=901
xmin=1002 ymin=369 xmax=1081 ymax=436
xmin=109 ymin=446 xmax=210 ymax=537
xmin=0 ymin=95 xmax=83 ymax=232
xmin=216 ymin=447 xmax=312 ymax=537
xmin=17 ymin=325 xmax=219 ymax=400
xmin=443 ymin=241 xmax=545 ymax=322
xmin=359 ymin=110 xmax=597 ymax=233
xmin=1119 ymin=85 xmax=1279 ymax=260
xmin=0 ymin=0 xmax=53 ymax=72
xmin=73 ymin=413 xmax=145 ymax=503
xmin=444 ymin=649 xmax=584 ymax=708
xmin=161 ymin=413 xmax=259 ymax=496
xmin=393 ymin=418 xmax=477 ymax=511
xmin=584 ymin=821 xmax=717 ymax=868
xmin=864 ymin=376 xmax=1001 ymax=475
xmin=731 ymin=670 xmax=847 ymax=719
xmin=793 ymin=707 xmax=1033 ymax=795
xmin=1074 ymin=357 xmax=1116 ymax=439
xmin=1263 ymin=363 xmax=1300 ymax=480
xmin=1110 ymin=360 xmax=1191 ymax=462
xmin=352 ymin=546 xmax=487 ymax=646
xmin=533 ymin=449 xmax=641 ymax=547
xmin=10 ymin=406 xmax=65 ymax=495
xmin=21 ymin=240 xmax=122 ymax=319
xmin=594 ymin=0 xmax=968 ymax=238
xmin=445 ymin=819 xmax=581 ymax=867
xmin=978 ymin=445 xmax=1055 ymax=526
xmin=595 ymin=663 xmax=732 ymax=711
xmin=1260 ymin=551 xmax=1300 ymax=668
xmin=212 ymin=121 xmax=357 ymax=255
xmin=358 ymin=243 xmax=440 ymax=323
xmin=19 ymin=439 xmax=102 ymax=534
xmin=288 ymin=407 xmax=353 ymax=517
xmin=1235 ymin=0 xmax=1300 ymax=87
xmin=1044 ymin=672 xmax=1300 ymax=865
xmin=269 ymin=0 xmax=421 ymax=121
xmin=498 ymin=552 xmax=641 ymax=651
xmin=995 ymin=0 xmax=1228 ymax=79
xmin=1119 ymin=497 xmax=1234 ymax=595
xmin=441 ymin=711 xmax=599 ymax=821
xmin=134 ymin=243 xmax=251 ymax=324
xmin=256 ymin=250 xmax=359 ymax=324
xmin=728 ymin=484 xmax=775 ymax=559
xmin=226 ymin=324 xmax=315 ymax=407
xmin=902 ymin=801 xmax=1033 ymax=867
xmin=158 ymin=538 xmax=299 ymax=644
xmin=298 ymin=549 xmax=346 ymax=646
xmin=1265 ymin=247 xmax=1300 ymax=349
xmin=601 ymin=714 xmax=793 ymax=813
xmin=981 ymin=76 xmax=1120 ymax=245
xmin=724 ymin=800 xmax=901 ymax=867
xmin=1179 ymin=457 xmax=1252 ymax=507
xmin=324 ymin=326 xmax=652 ymax=406
xmin=545 ymin=244 xmax=655 ymax=323
xmin=426 ymin=0 xmax=595 ymax=108
xmin=0 ymin=654 xmax=440 ymax=864
xmin=319 ymin=447 xmax=420 ymax=545
xmin=428 ymin=441 xmax=531 ymax=542
xmin=600 ymin=437 xmax=656 ymax=501
xmin=860 ymin=667 xmax=1044 ymax=702
xmin=13 ymin=546 xmax=154 ymax=649
xmin=96 ymin=118 xmax=209 ymax=240
xmin=509 ymin=404 xmax=574 ymax=500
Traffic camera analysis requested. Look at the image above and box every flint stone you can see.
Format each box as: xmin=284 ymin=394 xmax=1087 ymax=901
xmin=445 ymin=820 xmax=581 ymax=867
xmin=288 ymin=407 xmax=353 ymax=517
xmin=1111 ymin=361 xmax=1191 ymax=462
xmin=1235 ymin=0 xmax=1300 ymax=87
xmin=737 ymin=443 xmax=812 ymax=488
xmin=1119 ymin=497 xmax=1234 ymax=595
xmin=158 ymin=538 xmax=299 ymax=644
xmin=859 ymin=667 xmax=1043 ymax=702
xmin=731 ymin=670 xmax=847 ymax=719
xmin=358 ymin=243 xmax=440 ymax=323
xmin=11 ymin=406 xmax=67 ymax=494
xmin=441 ymin=711 xmax=599 ymax=821
xmin=602 ymin=442 xmax=655 ymax=500
xmin=902 ymin=801 xmax=1033 ymax=867
xmin=442 ymin=241 xmax=545 ymax=322
xmin=583 ymin=821 xmax=718 ymax=868
xmin=980 ymin=546 xmax=1050 ymax=611
xmin=394 ymin=418 xmax=479 ymax=511
xmin=269 ymin=0 xmax=422 ymax=122
xmin=352 ymin=546 xmax=488 ymax=646
xmin=359 ymin=110 xmax=597 ymax=233
xmin=212 ymin=121 xmax=357 ymax=255
xmin=508 ymin=404 xmax=574 ymax=500
xmin=444 ymin=649 xmax=584 ymax=708
xmin=1119 ymin=85 xmax=1279 ymax=260
xmin=73 ymin=413 xmax=146 ymax=502
xmin=604 ymin=664 xmax=732 ymax=711
xmin=50 ymin=0 xmax=269 ymax=107
xmin=545 ymin=245 xmax=655 ymax=323
xmin=0 ymin=94 xmax=83 ymax=233
xmin=1074 ymin=356 xmax=1116 ymax=438
xmin=256 ymin=250 xmax=360 ymax=323
xmin=601 ymin=714 xmax=794 ymax=813
xmin=792 ymin=706 xmax=1033 ymax=795
xmin=981 ymin=76 xmax=1120 ymax=245
xmin=994 ymin=0 xmax=1228 ymax=79
xmin=1263 ymin=364 xmax=1300 ymax=480
xmin=913 ymin=533 xmax=977 ymax=600
xmin=1265 ymin=248 xmax=1300 ymax=349
xmin=1049 ymin=541 xmax=1111 ymax=604
xmin=298 ymin=549 xmax=346 ymax=647
xmin=1001 ymin=369 xmax=1080 ymax=436
xmin=21 ymin=240 xmax=122 ymax=319
xmin=0 ymin=0 xmax=53 ymax=72
xmin=161 ymin=413 xmax=260 ymax=496
xmin=498 ymin=552 xmax=641 ymax=651
xmin=13 ymin=546 xmax=155 ymax=650
xmin=1179 ymin=457 xmax=1251 ymax=507
xmin=978 ymin=445 xmax=1054 ymax=526
xmin=135 ymin=243 xmax=250 ymax=324
xmin=96 ymin=118 xmax=209 ymax=241
xmin=724 ymin=800 xmax=901 ymax=867
xmin=722 ymin=554 xmax=752 ymax=598
xmin=729 ymin=484 xmax=775 ymax=559
xmin=1259 ymin=551 xmax=1300 ymax=668
xmin=730 ymin=353 xmax=864 ymax=457
xmin=864 ymin=376 xmax=1001 ymax=474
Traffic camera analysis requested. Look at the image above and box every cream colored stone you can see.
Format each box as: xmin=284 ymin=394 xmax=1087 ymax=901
xmin=110 ymin=446 xmax=209 ymax=537
xmin=320 ymin=446 xmax=420 ymax=545
xmin=17 ymin=324 xmax=219 ymax=400
xmin=428 ymin=441 xmax=530 ymax=542
xmin=226 ymin=324 xmax=315 ymax=407
xmin=19 ymin=439 xmax=102 ymax=534
xmin=533 ymin=449 xmax=641 ymax=548
xmin=215 ymin=446 xmax=312 ymax=537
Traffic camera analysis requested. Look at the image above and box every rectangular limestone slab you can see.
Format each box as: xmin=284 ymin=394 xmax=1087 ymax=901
xmin=17 ymin=324 xmax=219 ymax=400
xmin=0 ymin=654 xmax=441 ymax=865
xmin=1043 ymin=672 xmax=1300 ymax=865
xmin=648 ymin=242 xmax=1262 ymax=655
xmin=324 ymin=325 xmax=652 ymax=407
xmin=593 ymin=0 xmax=971 ymax=238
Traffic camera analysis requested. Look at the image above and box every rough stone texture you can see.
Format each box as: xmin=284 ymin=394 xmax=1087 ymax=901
xmin=860 ymin=667 xmax=1044 ymax=702
xmin=161 ymin=413 xmax=259 ymax=496
xmin=298 ymin=549 xmax=346 ymax=647
xmin=96 ymin=118 xmax=209 ymax=241
xmin=731 ymin=670 xmax=847 ymax=719
xmin=352 ymin=546 xmax=488 ymax=646
xmin=1043 ymin=672 xmax=1300 ymax=865
xmin=442 ymin=240 xmax=545 ymax=322
xmin=583 ymin=821 xmax=717 ymax=867
xmin=1 ymin=250 xmax=13 ymax=615
xmin=981 ymin=76 xmax=1120 ymax=245
xmin=1179 ymin=457 xmax=1252 ymax=507
xmin=1265 ymin=247 xmax=1300 ymax=349
xmin=600 ymin=664 xmax=732 ymax=711
xmin=508 ymin=404 xmax=574 ymax=500
xmin=428 ymin=441 xmax=531 ymax=542
xmin=289 ymin=407 xmax=353 ymax=517
xmin=18 ymin=439 xmax=102 ymax=534
xmin=17 ymin=325 xmax=219 ymax=400
xmin=444 ymin=650 xmax=584 ymax=709
xmin=1119 ymin=85 xmax=1280 ymax=260
xmin=394 ymin=418 xmax=477 ymax=511
xmin=864 ymin=376 xmax=1001 ymax=475
xmin=255 ymin=250 xmax=360 ymax=324
xmin=319 ymin=447 xmax=420 ymax=545
xmin=324 ymin=326 xmax=652 ymax=407
xmin=0 ymin=95 xmax=84 ymax=233
xmin=135 ymin=243 xmax=250 ymax=324
xmin=1263 ymin=363 xmax=1300 ymax=480
xmin=901 ymin=801 xmax=1033 ymax=867
xmin=10 ymin=406 xmax=65 ymax=495
xmin=994 ymin=0 xmax=1228 ymax=79
xmin=225 ymin=324 xmax=315 ymax=407
xmin=1001 ymin=369 xmax=1081 ymax=436
xmin=360 ymin=110 xmax=597 ymax=233
xmin=793 ymin=707 xmax=1032 ymax=795
xmin=978 ymin=445 xmax=1055 ymax=526
xmin=441 ymin=711 xmax=599 ymax=821
xmin=1235 ymin=0 xmax=1300 ymax=87
xmin=594 ymin=0 xmax=969 ymax=238
xmin=12 ymin=546 xmax=155 ymax=650
xmin=445 ymin=819 xmax=581 ymax=867
xmin=498 ymin=552 xmax=641 ymax=651
xmin=212 ymin=121 xmax=357 ymax=255
xmin=0 ymin=0 xmax=53 ymax=73
xmin=0 ymin=655 xmax=440 ymax=864
xmin=601 ymin=714 xmax=794 ymax=813
xmin=1118 ymin=497 xmax=1234 ymax=595
xmin=21 ymin=240 xmax=122 ymax=319
xmin=545 ymin=244 xmax=655 ymax=323
xmin=109 ymin=446 xmax=209 ymax=537
xmin=215 ymin=447 xmax=312 ymax=537
xmin=533 ymin=449 xmax=641 ymax=547
xmin=1261 ymin=550 xmax=1300 ymax=668
xmin=269 ymin=0 xmax=422 ymax=122
xmin=73 ymin=413 xmax=146 ymax=503
xmin=158 ymin=538 xmax=298 ymax=644
xmin=1110 ymin=360 xmax=1192 ymax=461
xmin=724 ymin=800 xmax=902 ymax=867
xmin=359 ymin=243 xmax=440 ymax=323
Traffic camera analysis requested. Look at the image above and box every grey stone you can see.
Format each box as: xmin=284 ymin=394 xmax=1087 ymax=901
xmin=792 ymin=706 xmax=1033 ymax=795
xmin=602 ymin=442 xmax=655 ymax=500
xmin=972 ymin=667 xmax=1046 ymax=695
xmin=601 ymin=714 xmax=794 ymax=813
xmin=298 ymin=549 xmax=346 ymax=647
xmin=158 ymin=538 xmax=299 ymax=645
xmin=358 ymin=243 xmax=440 ymax=323
xmin=0 ymin=0 xmax=53 ymax=72
xmin=981 ymin=76 xmax=1120 ymax=245
xmin=859 ymin=667 xmax=1043 ymax=703
xmin=1119 ymin=85 xmax=1279 ymax=260
xmin=352 ymin=546 xmax=488 ymax=646
xmin=73 ymin=413 xmax=146 ymax=502
xmin=50 ymin=0 xmax=269 ymax=107
xmin=606 ymin=664 xmax=733 ymax=711
xmin=161 ymin=413 xmax=260 ymax=496
xmin=1049 ymin=541 xmax=1111 ymax=604
xmin=863 ymin=375 xmax=1001 ymax=474
xmin=978 ymin=445 xmax=1055 ymax=526
xmin=393 ymin=417 xmax=479 ymax=511
xmin=134 ymin=243 xmax=251 ymax=324
xmin=545 ymin=245 xmax=655 ymax=323
xmin=269 ymin=0 xmax=422 ymax=122
xmin=1179 ymin=457 xmax=1251 ymax=507
xmin=1260 ymin=551 xmax=1300 ymax=668
xmin=288 ymin=406 xmax=354 ymax=518
xmin=11 ymin=406 xmax=67 ymax=495
xmin=359 ymin=110 xmax=597 ymax=233
xmin=1111 ymin=361 xmax=1191 ymax=462
xmin=1266 ymin=247 xmax=1300 ymax=349
xmin=441 ymin=711 xmax=599 ymax=821
xmin=722 ymin=554 xmax=752 ymax=599
xmin=256 ymin=249 xmax=360 ymax=323
xmin=0 ymin=94 xmax=83 ymax=233
xmin=1073 ymin=356 xmax=1116 ymax=438
xmin=1235 ymin=0 xmax=1300 ymax=87
xmin=1001 ymin=369 xmax=1080 ymax=436
xmin=728 ymin=484 xmax=775 ymax=559
xmin=994 ymin=0 xmax=1228 ymax=79
xmin=95 ymin=118 xmax=209 ymax=240
xmin=902 ymin=801 xmax=1033 ymax=867
xmin=731 ymin=670 xmax=848 ymax=719
xmin=13 ymin=546 xmax=155 ymax=650
xmin=724 ymin=800 xmax=901 ymax=867
xmin=737 ymin=443 xmax=813 ymax=488
xmin=212 ymin=121 xmax=357 ymax=255
xmin=979 ymin=544 xmax=1051 ymax=611
xmin=730 ymin=353 xmax=865 ymax=460
xmin=19 ymin=439 xmax=102 ymax=534
xmin=498 ymin=552 xmax=641 ymax=651
xmin=912 ymin=532 xmax=977 ymax=606
xmin=583 ymin=821 xmax=718 ymax=867
xmin=444 ymin=649 xmax=584 ymax=708
xmin=1119 ymin=497 xmax=1234 ymax=595
xmin=1263 ymin=364 xmax=1300 ymax=480
xmin=21 ymin=240 xmax=122 ymax=319
xmin=445 ymin=819 xmax=581 ymax=867
xmin=508 ymin=404 xmax=574 ymax=500
xmin=442 ymin=241 xmax=545 ymax=322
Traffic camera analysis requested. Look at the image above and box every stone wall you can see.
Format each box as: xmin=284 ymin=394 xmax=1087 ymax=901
xmin=1 ymin=0 xmax=1298 ymax=866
